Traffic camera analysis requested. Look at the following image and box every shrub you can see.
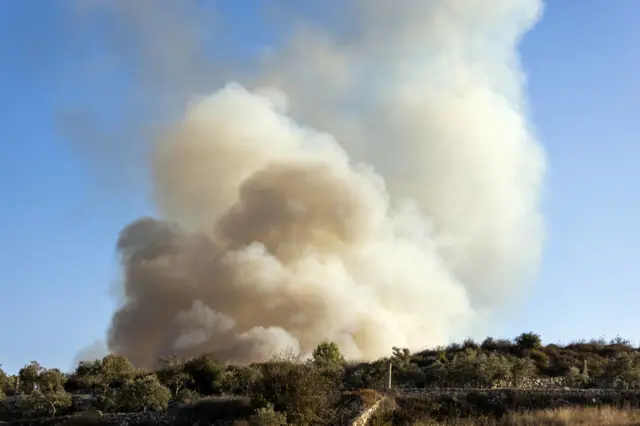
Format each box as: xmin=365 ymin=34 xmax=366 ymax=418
xmin=249 ymin=403 xmax=287 ymax=425
xmin=527 ymin=349 xmax=550 ymax=371
xmin=175 ymin=387 xmax=201 ymax=404
xmin=99 ymin=354 xmax=136 ymax=387
xmin=313 ymin=341 xmax=346 ymax=371
xmin=18 ymin=361 xmax=43 ymax=394
xmin=601 ymin=352 xmax=640 ymax=388
xmin=156 ymin=355 xmax=191 ymax=396
xmin=222 ymin=365 xmax=263 ymax=396
xmin=0 ymin=365 xmax=7 ymax=397
xmin=37 ymin=368 xmax=67 ymax=393
xmin=252 ymin=357 xmax=340 ymax=425
xmin=515 ymin=333 xmax=542 ymax=350
xmin=18 ymin=390 xmax=72 ymax=418
xmin=184 ymin=354 xmax=223 ymax=395
xmin=480 ymin=338 xmax=514 ymax=353
xmin=115 ymin=375 xmax=171 ymax=412
xmin=462 ymin=338 xmax=478 ymax=350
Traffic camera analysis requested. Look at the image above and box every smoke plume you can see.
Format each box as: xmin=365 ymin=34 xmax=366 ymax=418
xmin=78 ymin=0 xmax=546 ymax=368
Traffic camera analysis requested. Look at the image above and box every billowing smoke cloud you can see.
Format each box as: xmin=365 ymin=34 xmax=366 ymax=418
xmin=74 ymin=0 xmax=546 ymax=368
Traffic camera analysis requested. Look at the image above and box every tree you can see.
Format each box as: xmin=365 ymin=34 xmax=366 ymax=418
xmin=312 ymin=341 xmax=345 ymax=371
xmin=157 ymin=355 xmax=191 ymax=396
xmin=0 ymin=365 xmax=7 ymax=397
xmin=18 ymin=361 xmax=43 ymax=394
xmin=19 ymin=390 xmax=72 ymax=418
xmin=510 ymin=357 xmax=537 ymax=387
xmin=115 ymin=375 xmax=171 ymax=412
xmin=515 ymin=332 xmax=542 ymax=350
xmin=99 ymin=354 xmax=136 ymax=387
xmin=602 ymin=352 xmax=640 ymax=389
xmin=37 ymin=368 xmax=67 ymax=393
xmin=75 ymin=359 xmax=102 ymax=377
xmin=184 ymin=354 xmax=223 ymax=395
xmin=222 ymin=365 xmax=263 ymax=396
xmin=565 ymin=366 xmax=589 ymax=388
xmin=391 ymin=347 xmax=411 ymax=367
xmin=253 ymin=358 xmax=340 ymax=425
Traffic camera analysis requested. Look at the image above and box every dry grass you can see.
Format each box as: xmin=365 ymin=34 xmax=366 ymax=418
xmin=415 ymin=406 xmax=640 ymax=425
xmin=346 ymin=388 xmax=382 ymax=407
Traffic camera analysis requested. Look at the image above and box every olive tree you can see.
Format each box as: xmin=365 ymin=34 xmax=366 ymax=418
xmin=116 ymin=375 xmax=171 ymax=412
xmin=18 ymin=361 xmax=43 ymax=394
xmin=37 ymin=368 xmax=67 ymax=393
xmin=253 ymin=357 xmax=340 ymax=425
xmin=19 ymin=390 xmax=72 ymax=418
xmin=157 ymin=355 xmax=191 ymax=396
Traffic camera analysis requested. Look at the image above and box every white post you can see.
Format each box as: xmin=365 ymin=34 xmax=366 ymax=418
xmin=388 ymin=362 xmax=392 ymax=390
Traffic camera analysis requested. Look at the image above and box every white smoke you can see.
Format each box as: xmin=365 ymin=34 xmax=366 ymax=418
xmin=71 ymin=0 xmax=546 ymax=367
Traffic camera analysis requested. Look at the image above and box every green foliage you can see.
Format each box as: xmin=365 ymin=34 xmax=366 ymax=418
xmin=18 ymin=361 xmax=43 ymax=394
xmin=18 ymin=390 xmax=72 ymax=417
xmin=344 ymin=360 xmax=389 ymax=389
xmin=391 ymin=347 xmax=412 ymax=367
xmin=510 ymin=357 xmax=537 ymax=387
xmin=73 ymin=355 xmax=136 ymax=392
xmin=446 ymin=349 xmax=516 ymax=387
xmin=222 ymin=365 xmax=263 ymax=396
xmin=564 ymin=366 xmax=589 ymax=388
xmin=184 ymin=354 xmax=223 ymax=395
xmin=99 ymin=354 xmax=136 ymax=386
xmin=252 ymin=358 xmax=340 ymax=425
xmin=175 ymin=387 xmax=201 ymax=404
xmin=156 ymin=355 xmax=191 ymax=396
xmin=0 ymin=365 xmax=7 ymax=397
xmin=527 ymin=348 xmax=550 ymax=371
xmin=10 ymin=333 xmax=640 ymax=422
xmin=37 ymin=368 xmax=67 ymax=393
xmin=312 ymin=341 xmax=345 ymax=370
xmin=480 ymin=337 xmax=514 ymax=352
xmin=515 ymin=332 xmax=542 ymax=350
xmin=249 ymin=403 xmax=287 ymax=425
xmin=601 ymin=352 xmax=640 ymax=388
xmin=462 ymin=338 xmax=478 ymax=350
xmin=115 ymin=375 xmax=171 ymax=412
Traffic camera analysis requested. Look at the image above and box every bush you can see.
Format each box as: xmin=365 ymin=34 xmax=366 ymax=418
xmin=37 ymin=368 xmax=67 ymax=393
xmin=252 ymin=357 xmax=340 ymax=425
xmin=157 ymin=355 xmax=191 ymax=396
xmin=249 ymin=403 xmax=287 ymax=425
xmin=99 ymin=354 xmax=136 ymax=387
xmin=515 ymin=333 xmax=542 ymax=350
xmin=18 ymin=390 xmax=72 ymax=418
xmin=18 ymin=361 xmax=43 ymax=394
xmin=313 ymin=341 xmax=346 ymax=371
xmin=222 ymin=365 xmax=263 ymax=396
xmin=115 ymin=375 xmax=171 ymax=412
xmin=175 ymin=387 xmax=201 ymax=404
xmin=0 ymin=366 xmax=7 ymax=397
xmin=184 ymin=354 xmax=223 ymax=395
xmin=480 ymin=337 xmax=515 ymax=353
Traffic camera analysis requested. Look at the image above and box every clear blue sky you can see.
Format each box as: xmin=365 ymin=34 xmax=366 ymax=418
xmin=1 ymin=1 xmax=638 ymax=374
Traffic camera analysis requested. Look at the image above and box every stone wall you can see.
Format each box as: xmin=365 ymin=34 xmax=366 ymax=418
xmin=393 ymin=387 xmax=640 ymax=415
xmin=388 ymin=388 xmax=640 ymax=421
xmin=350 ymin=397 xmax=386 ymax=426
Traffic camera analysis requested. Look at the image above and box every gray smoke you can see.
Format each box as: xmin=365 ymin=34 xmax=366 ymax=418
xmin=71 ymin=0 xmax=546 ymax=368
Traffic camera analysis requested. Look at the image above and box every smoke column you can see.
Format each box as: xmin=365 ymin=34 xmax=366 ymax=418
xmin=76 ymin=0 xmax=546 ymax=368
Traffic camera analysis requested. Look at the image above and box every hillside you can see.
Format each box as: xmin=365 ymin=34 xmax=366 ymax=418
xmin=2 ymin=334 xmax=640 ymax=425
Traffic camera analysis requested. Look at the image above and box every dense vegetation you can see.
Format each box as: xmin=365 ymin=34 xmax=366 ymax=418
xmin=2 ymin=333 xmax=640 ymax=424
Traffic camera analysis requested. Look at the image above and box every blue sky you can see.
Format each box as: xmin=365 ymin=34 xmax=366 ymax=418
xmin=0 ymin=1 xmax=638 ymax=374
